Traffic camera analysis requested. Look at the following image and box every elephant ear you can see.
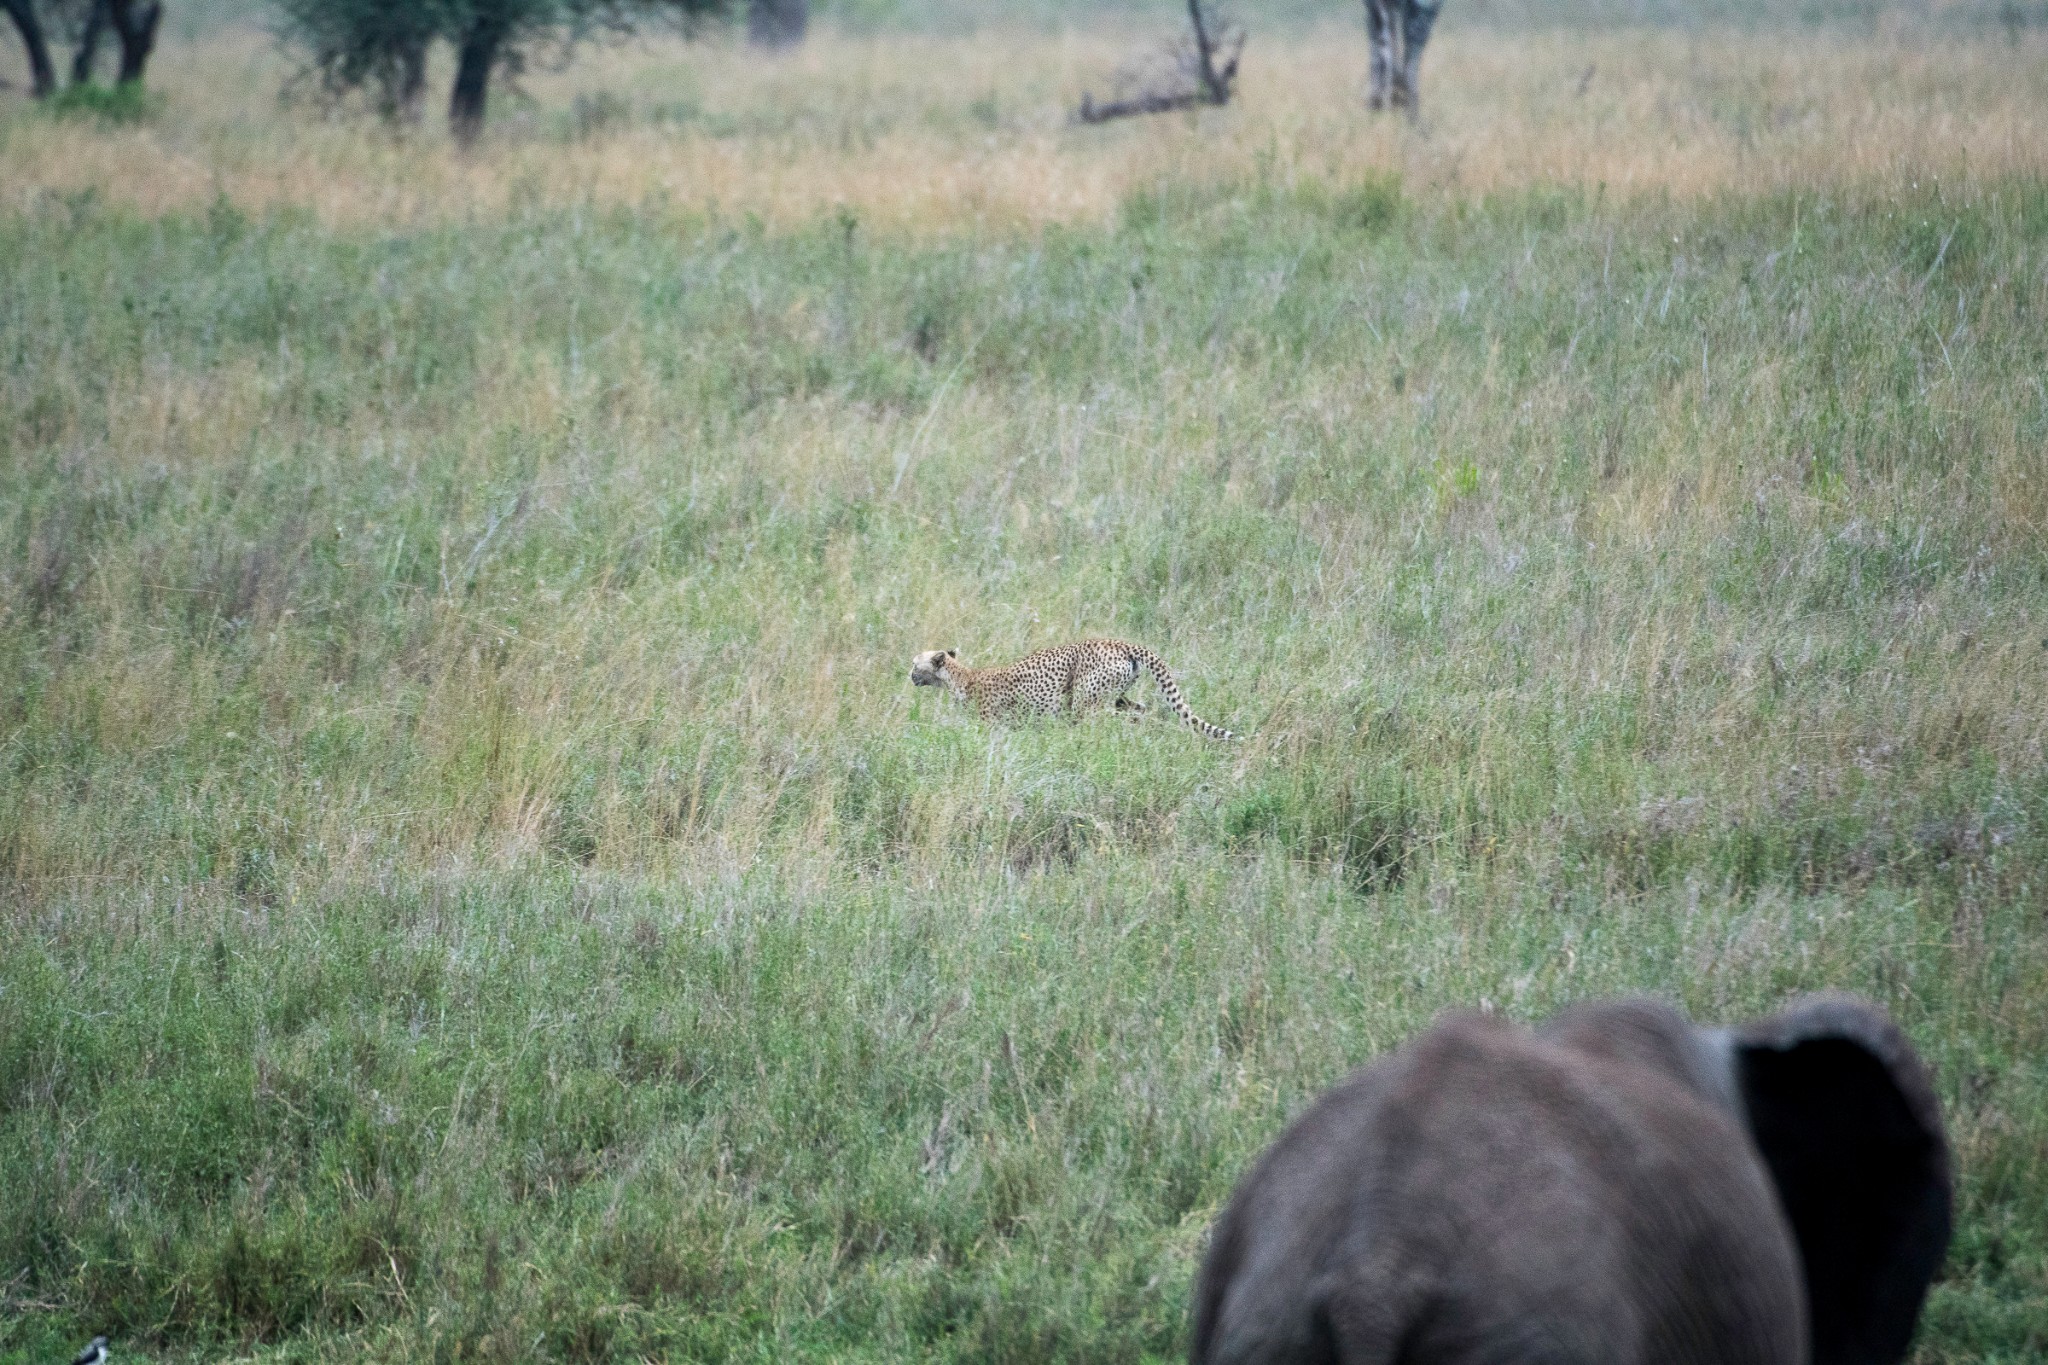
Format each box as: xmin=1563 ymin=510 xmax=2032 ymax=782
xmin=1734 ymin=994 xmax=1952 ymax=1365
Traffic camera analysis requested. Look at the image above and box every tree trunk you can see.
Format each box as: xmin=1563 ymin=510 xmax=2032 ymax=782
xmin=449 ymin=15 xmax=506 ymax=147
xmin=107 ymin=0 xmax=158 ymax=85
xmin=71 ymin=0 xmax=107 ymax=85
xmin=747 ymin=0 xmax=806 ymax=49
xmin=2 ymin=0 xmax=57 ymax=98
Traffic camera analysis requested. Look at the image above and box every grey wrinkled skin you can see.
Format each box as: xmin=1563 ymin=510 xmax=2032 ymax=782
xmin=1193 ymin=995 xmax=1951 ymax=1365
xmin=1365 ymin=0 xmax=1442 ymax=116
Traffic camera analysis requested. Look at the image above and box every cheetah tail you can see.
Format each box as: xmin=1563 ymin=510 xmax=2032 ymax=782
xmin=1135 ymin=647 xmax=1241 ymax=741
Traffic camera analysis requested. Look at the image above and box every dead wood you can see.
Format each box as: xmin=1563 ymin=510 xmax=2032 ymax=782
xmin=1075 ymin=0 xmax=1243 ymax=126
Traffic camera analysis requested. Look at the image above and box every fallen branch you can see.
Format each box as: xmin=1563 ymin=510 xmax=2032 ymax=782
xmin=1077 ymin=88 xmax=1209 ymax=124
xmin=1075 ymin=0 xmax=1243 ymax=125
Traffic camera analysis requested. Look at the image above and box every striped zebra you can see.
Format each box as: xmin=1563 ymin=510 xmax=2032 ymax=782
xmin=1365 ymin=0 xmax=1443 ymax=116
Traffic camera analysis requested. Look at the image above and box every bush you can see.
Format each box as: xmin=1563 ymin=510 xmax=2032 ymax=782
xmin=272 ymin=0 xmax=733 ymax=140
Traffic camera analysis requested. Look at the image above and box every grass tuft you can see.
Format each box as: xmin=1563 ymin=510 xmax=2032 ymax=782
xmin=43 ymin=81 xmax=160 ymax=126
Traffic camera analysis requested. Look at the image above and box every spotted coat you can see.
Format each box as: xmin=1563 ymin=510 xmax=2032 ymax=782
xmin=909 ymin=639 xmax=1239 ymax=741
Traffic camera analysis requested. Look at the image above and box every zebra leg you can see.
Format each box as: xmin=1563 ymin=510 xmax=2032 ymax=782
xmin=1393 ymin=0 xmax=1441 ymax=116
xmin=1364 ymin=0 xmax=1394 ymax=110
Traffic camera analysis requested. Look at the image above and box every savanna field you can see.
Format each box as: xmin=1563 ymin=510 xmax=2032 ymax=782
xmin=3 ymin=0 xmax=2047 ymax=1358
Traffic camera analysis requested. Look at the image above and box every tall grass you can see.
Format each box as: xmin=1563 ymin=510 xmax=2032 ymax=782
xmin=4 ymin=27 xmax=2047 ymax=229
xmin=3 ymin=17 xmax=2047 ymax=1364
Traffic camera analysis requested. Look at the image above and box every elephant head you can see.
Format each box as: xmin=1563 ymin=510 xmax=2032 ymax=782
xmin=1192 ymin=994 xmax=1951 ymax=1365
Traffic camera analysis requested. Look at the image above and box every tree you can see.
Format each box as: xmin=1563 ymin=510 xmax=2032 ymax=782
xmin=445 ymin=0 xmax=732 ymax=144
xmin=105 ymin=0 xmax=158 ymax=83
xmin=1075 ymin=0 xmax=1242 ymax=125
xmin=3 ymin=0 xmax=59 ymax=96
xmin=64 ymin=0 xmax=160 ymax=87
xmin=275 ymin=0 xmax=730 ymax=146
xmin=275 ymin=0 xmax=443 ymax=123
xmin=68 ymin=0 xmax=102 ymax=83
xmin=6 ymin=0 xmax=158 ymax=95
xmin=445 ymin=0 xmax=535 ymax=144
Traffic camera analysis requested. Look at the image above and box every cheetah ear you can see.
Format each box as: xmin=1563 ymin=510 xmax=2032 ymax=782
xmin=945 ymin=649 xmax=958 ymax=660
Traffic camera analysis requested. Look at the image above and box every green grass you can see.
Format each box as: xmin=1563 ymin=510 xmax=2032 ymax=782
xmin=3 ymin=166 xmax=2046 ymax=1361
xmin=41 ymin=81 xmax=161 ymax=126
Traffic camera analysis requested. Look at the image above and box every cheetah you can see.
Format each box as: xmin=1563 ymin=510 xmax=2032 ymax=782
xmin=908 ymin=639 xmax=1240 ymax=740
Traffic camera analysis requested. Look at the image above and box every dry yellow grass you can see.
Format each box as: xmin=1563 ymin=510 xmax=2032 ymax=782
xmin=4 ymin=22 xmax=2046 ymax=231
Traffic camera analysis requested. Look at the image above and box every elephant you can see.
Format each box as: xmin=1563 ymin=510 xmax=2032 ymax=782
xmin=1364 ymin=0 xmax=1443 ymax=116
xmin=1192 ymin=994 xmax=1952 ymax=1365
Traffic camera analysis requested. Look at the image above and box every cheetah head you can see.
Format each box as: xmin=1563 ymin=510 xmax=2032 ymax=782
xmin=909 ymin=649 xmax=959 ymax=688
